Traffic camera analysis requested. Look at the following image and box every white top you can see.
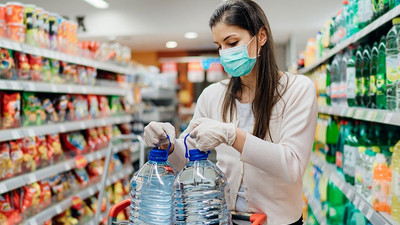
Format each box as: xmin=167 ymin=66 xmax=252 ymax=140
xmin=169 ymin=73 xmax=318 ymax=225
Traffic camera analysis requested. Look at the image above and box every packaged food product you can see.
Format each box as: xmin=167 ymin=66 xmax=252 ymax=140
xmin=112 ymin=125 xmax=122 ymax=137
xmin=20 ymin=137 xmax=37 ymax=172
xmin=87 ymin=95 xmax=99 ymax=119
xmin=42 ymin=97 xmax=58 ymax=123
xmin=5 ymin=2 xmax=24 ymax=24
xmin=87 ymin=160 xmax=103 ymax=178
xmin=86 ymin=128 xmax=101 ymax=151
xmin=73 ymin=168 xmax=89 ymax=186
xmin=98 ymin=96 xmax=110 ymax=117
xmin=109 ymin=96 xmax=123 ymax=115
xmin=86 ymin=67 xmax=97 ymax=86
xmin=39 ymin=179 xmax=52 ymax=208
xmin=30 ymin=182 xmax=42 ymax=210
xmin=22 ymin=92 xmax=45 ymax=126
xmin=104 ymin=126 xmax=113 ymax=141
xmin=1 ymin=92 xmax=21 ymax=129
xmin=14 ymin=52 xmax=30 ymax=80
xmin=37 ymin=10 xmax=48 ymax=48
xmin=6 ymin=23 xmax=24 ymax=43
xmin=0 ymin=142 xmax=12 ymax=180
xmin=48 ymin=13 xmax=58 ymax=50
xmin=46 ymin=134 xmax=63 ymax=162
xmin=48 ymin=174 xmax=64 ymax=201
xmin=0 ymin=49 xmax=15 ymax=79
xmin=9 ymin=140 xmax=23 ymax=175
xmin=68 ymin=95 xmax=89 ymax=120
xmin=28 ymin=54 xmax=42 ymax=81
xmin=96 ymin=127 xmax=108 ymax=149
xmin=61 ymin=132 xmax=88 ymax=155
xmin=55 ymin=95 xmax=68 ymax=122
xmin=0 ymin=193 xmax=22 ymax=225
xmin=24 ymin=4 xmax=37 ymax=46
xmin=35 ymin=135 xmax=49 ymax=167
xmin=41 ymin=58 xmax=52 ymax=82
xmin=0 ymin=5 xmax=6 ymax=26
xmin=50 ymin=58 xmax=62 ymax=83
xmin=77 ymin=65 xmax=88 ymax=85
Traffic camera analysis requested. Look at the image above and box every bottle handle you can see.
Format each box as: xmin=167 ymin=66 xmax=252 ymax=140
xmin=163 ymin=134 xmax=171 ymax=161
xmin=184 ymin=133 xmax=190 ymax=159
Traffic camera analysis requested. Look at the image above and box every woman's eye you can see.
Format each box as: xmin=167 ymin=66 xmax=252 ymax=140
xmin=217 ymin=46 xmax=221 ymax=50
xmin=228 ymin=41 xmax=238 ymax=47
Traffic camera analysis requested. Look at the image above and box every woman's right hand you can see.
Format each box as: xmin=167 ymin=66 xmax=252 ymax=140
xmin=144 ymin=122 xmax=176 ymax=153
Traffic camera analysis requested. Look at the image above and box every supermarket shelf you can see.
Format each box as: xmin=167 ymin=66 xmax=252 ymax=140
xmin=24 ymin=165 xmax=134 ymax=225
xmin=141 ymin=87 xmax=175 ymax=100
xmin=0 ymin=141 xmax=136 ymax=195
xmin=303 ymin=188 xmax=327 ymax=225
xmin=0 ymin=114 xmax=133 ymax=142
xmin=0 ymin=80 xmax=129 ymax=96
xmin=84 ymin=194 xmax=131 ymax=225
xmin=0 ymin=38 xmax=134 ymax=75
xmin=298 ymin=5 xmax=400 ymax=74
xmin=310 ymin=153 xmax=398 ymax=225
xmin=142 ymin=105 xmax=175 ymax=123
xmin=318 ymin=105 xmax=400 ymax=126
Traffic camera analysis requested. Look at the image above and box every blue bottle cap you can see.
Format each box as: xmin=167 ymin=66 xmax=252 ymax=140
xmin=148 ymin=134 xmax=170 ymax=162
xmin=184 ymin=133 xmax=210 ymax=161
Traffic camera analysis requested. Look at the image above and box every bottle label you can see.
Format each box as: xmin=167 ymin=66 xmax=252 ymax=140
xmin=343 ymin=145 xmax=357 ymax=176
xmin=370 ymin=75 xmax=377 ymax=95
xmin=336 ymin=151 xmax=343 ymax=168
xmin=376 ymin=73 xmax=386 ymax=95
xmin=361 ymin=77 xmax=368 ymax=95
xmin=393 ymin=170 xmax=400 ymax=197
xmin=356 ymin=77 xmax=362 ymax=95
xmin=346 ymin=67 xmax=356 ymax=98
xmin=386 ymin=55 xmax=400 ymax=84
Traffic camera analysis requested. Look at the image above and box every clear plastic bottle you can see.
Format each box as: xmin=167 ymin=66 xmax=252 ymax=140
xmin=386 ymin=18 xmax=400 ymax=110
xmin=130 ymin=142 xmax=177 ymax=225
xmin=331 ymin=53 xmax=342 ymax=106
xmin=363 ymin=149 xmax=377 ymax=202
xmin=346 ymin=49 xmax=357 ymax=106
xmin=391 ymin=140 xmax=400 ymax=222
xmin=174 ymin=134 xmax=231 ymax=224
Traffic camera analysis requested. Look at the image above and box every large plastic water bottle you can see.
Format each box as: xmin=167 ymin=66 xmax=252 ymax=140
xmin=386 ymin=18 xmax=400 ymax=110
xmin=130 ymin=137 xmax=177 ymax=225
xmin=174 ymin=134 xmax=231 ymax=224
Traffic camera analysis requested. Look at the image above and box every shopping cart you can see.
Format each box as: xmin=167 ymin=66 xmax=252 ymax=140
xmin=108 ymin=198 xmax=267 ymax=225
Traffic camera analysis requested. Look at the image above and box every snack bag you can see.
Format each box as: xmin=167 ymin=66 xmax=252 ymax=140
xmin=61 ymin=132 xmax=88 ymax=155
xmin=55 ymin=95 xmax=68 ymax=122
xmin=104 ymin=126 xmax=113 ymax=141
xmin=75 ymin=95 xmax=89 ymax=120
xmin=0 ymin=193 xmax=22 ymax=225
xmin=42 ymin=97 xmax=58 ymax=123
xmin=1 ymin=92 xmax=21 ymax=129
xmin=35 ymin=135 xmax=49 ymax=167
xmin=48 ymin=174 xmax=64 ymax=201
xmin=14 ymin=52 xmax=30 ymax=80
xmin=86 ymin=128 xmax=100 ymax=151
xmin=0 ymin=49 xmax=16 ymax=80
xmin=77 ymin=65 xmax=88 ymax=85
xmin=41 ymin=58 xmax=52 ymax=82
xmin=109 ymin=96 xmax=123 ymax=115
xmin=0 ymin=142 xmax=12 ymax=180
xmin=39 ymin=179 xmax=52 ymax=208
xmin=86 ymin=67 xmax=97 ymax=86
xmin=22 ymin=93 xmax=45 ymax=126
xmin=9 ymin=140 xmax=23 ymax=175
xmin=112 ymin=125 xmax=122 ymax=137
xmin=98 ymin=96 xmax=110 ymax=117
xmin=87 ymin=95 xmax=99 ymax=119
xmin=70 ymin=196 xmax=84 ymax=221
xmin=30 ymin=182 xmax=42 ymax=210
xmin=28 ymin=55 xmax=42 ymax=81
xmin=20 ymin=137 xmax=37 ymax=172
xmin=73 ymin=168 xmax=89 ymax=186
xmin=97 ymin=127 xmax=108 ymax=149
xmin=87 ymin=160 xmax=103 ymax=178
xmin=50 ymin=59 xmax=62 ymax=84
xmin=46 ymin=134 xmax=63 ymax=163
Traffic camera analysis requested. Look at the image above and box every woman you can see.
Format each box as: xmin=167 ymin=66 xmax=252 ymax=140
xmin=144 ymin=0 xmax=317 ymax=224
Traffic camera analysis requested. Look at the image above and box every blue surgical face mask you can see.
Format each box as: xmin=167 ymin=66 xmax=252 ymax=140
xmin=219 ymin=36 xmax=257 ymax=77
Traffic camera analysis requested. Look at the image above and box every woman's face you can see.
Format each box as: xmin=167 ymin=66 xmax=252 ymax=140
xmin=212 ymin=22 xmax=258 ymax=58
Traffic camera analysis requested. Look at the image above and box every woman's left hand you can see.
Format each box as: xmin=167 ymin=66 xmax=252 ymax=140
xmin=188 ymin=118 xmax=236 ymax=151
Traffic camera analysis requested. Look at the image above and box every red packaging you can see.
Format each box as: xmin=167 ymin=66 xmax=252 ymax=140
xmin=0 ymin=142 xmax=12 ymax=180
xmin=20 ymin=137 xmax=37 ymax=172
xmin=28 ymin=55 xmax=43 ymax=81
xmin=87 ymin=160 xmax=103 ymax=178
xmin=98 ymin=96 xmax=110 ymax=117
xmin=39 ymin=180 xmax=52 ymax=209
xmin=6 ymin=23 xmax=24 ymax=43
xmin=36 ymin=135 xmax=49 ymax=167
xmin=0 ymin=193 xmax=22 ymax=225
xmin=87 ymin=95 xmax=99 ymax=119
xmin=1 ymin=92 xmax=21 ymax=129
xmin=104 ymin=126 xmax=113 ymax=141
xmin=21 ymin=183 xmax=41 ymax=214
xmin=5 ymin=2 xmax=24 ymax=24
xmin=86 ymin=128 xmax=101 ymax=151
xmin=9 ymin=140 xmax=23 ymax=176
xmin=14 ymin=52 xmax=30 ymax=80
xmin=61 ymin=132 xmax=88 ymax=155
xmin=46 ymin=134 xmax=63 ymax=162
xmin=0 ymin=5 xmax=5 ymax=25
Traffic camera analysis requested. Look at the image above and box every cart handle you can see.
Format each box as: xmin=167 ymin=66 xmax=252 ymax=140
xmin=109 ymin=198 xmax=131 ymax=224
xmin=250 ymin=213 xmax=267 ymax=225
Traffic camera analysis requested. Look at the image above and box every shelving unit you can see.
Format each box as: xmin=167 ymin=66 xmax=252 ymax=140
xmin=0 ymin=141 xmax=138 ymax=195
xmin=318 ymin=105 xmax=400 ymax=126
xmin=0 ymin=80 xmax=129 ymax=96
xmin=304 ymin=188 xmax=327 ymax=225
xmin=0 ymin=114 xmax=133 ymax=142
xmin=298 ymin=5 xmax=400 ymax=74
xmin=23 ymin=165 xmax=134 ymax=225
xmin=141 ymin=87 xmax=176 ymax=123
xmin=141 ymin=87 xmax=175 ymax=100
xmin=310 ymin=153 xmax=398 ymax=225
xmin=0 ymin=38 xmax=135 ymax=75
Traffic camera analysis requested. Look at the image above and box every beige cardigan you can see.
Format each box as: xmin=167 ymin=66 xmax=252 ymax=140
xmin=169 ymin=73 xmax=318 ymax=225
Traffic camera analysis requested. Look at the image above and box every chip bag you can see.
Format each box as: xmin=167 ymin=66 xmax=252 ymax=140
xmin=0 ymin=142 xmax=12 ymax=180
xmin=20 ymin=137 xmax=37 ymax=172
xmin=46 ymin=134 xmax=63 ymax=163
xmin=9 ymin=140 xmax=23 ymax=176
xmin=1 ymin=92 xmax=21 ymax=129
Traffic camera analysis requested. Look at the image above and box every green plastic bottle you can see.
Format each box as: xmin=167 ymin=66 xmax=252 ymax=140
xmin=347 ymin=49 xmax=357 ymax=106
xmin=373 ymin=0 xmax=380 ymax=20
xmin=355 ymin=46 xmax=364 ymax=106
xmin=377 ymin=36 xmax=387 ymax=109
xmin=327 ymin=64 xmax=332 ymax=106
xmin=326 ymin=117 xmax=340 ymax=164
xmin=327 ymin=169 xmax=347 ymax=225
xmin=343 ymin=121 xmax=359 ymax=184
xmin=370 ymin=42 xmax=379 ymax=108
xmin=362 ymin=45 xmax=372 ymax=107
xmin=336 ymin=120 xmax=350 ymax=171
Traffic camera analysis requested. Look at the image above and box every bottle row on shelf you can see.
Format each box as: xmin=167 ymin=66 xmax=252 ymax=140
xmin=314 ymin=114 xmax=400 ymax=224
xmin=0 ymin=2 xmax=132 ymax=66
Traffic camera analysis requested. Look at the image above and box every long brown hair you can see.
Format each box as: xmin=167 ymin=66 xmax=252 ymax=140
xmin=209 ymin=0 xmax=287 ymax=140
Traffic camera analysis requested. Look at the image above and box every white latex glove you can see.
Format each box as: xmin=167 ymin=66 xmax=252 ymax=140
xmin=144 ymin=122 xmax=176 ymax=147
xmin=189 ymin=118 xmax=236 ymax=151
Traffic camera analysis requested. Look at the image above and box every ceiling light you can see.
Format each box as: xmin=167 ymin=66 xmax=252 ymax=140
xmin=184 ymin=32 xmax=198 ymax=39
xmin=166 ymin=41 xmax=178 ymax=48
xmin=83 ymin=0 xmax=109 ymax=9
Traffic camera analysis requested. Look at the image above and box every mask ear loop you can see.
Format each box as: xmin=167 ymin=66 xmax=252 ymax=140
xmin=184 ymin=133 xmax=190 ymax=159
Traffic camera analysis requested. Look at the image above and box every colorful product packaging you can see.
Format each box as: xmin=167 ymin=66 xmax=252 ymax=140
xmin=20 ymin=137 xmax=37 ymax=172
xmin=5 ymin=2 xmax=24 ymax=25
xmin=9 ymin=140 xmax=23 ymax=176
xmin=46 ymin=133 xmax=63 ymax=162
xmin=6 ymin=23 xmax=24 ymax=43
xmin=24 ymin=4 xmax=37 ymax=46
xmin=42 ymin=97 xmax=59 ymax=123
xmin=1 ymin=92 xmax=21 ymax=129
xmin=28 ymin=54 xmax=42 ymax=81
xmin=0 ymin=49 xmax=16 ymax=80
xmin=14 ymin=52 xmax=30 ymax=80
